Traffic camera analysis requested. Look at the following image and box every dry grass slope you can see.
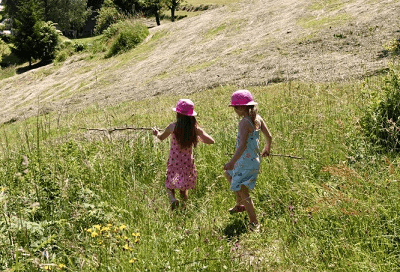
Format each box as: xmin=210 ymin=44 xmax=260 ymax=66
xmin=0 ymin=0 xmax=399 ymax=124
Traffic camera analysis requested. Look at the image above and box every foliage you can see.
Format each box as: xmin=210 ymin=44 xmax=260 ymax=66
xmin=46 ymin=0 xmax=92 ymax=33
xmin=383 ymin=38 xmax=400 ymax=58
xmin=33 ymin=21 xmax=61 ymax=62
xmin=361 ymin=66 xmax=400 ymax=151
xmin=74 ymin=42 xmax=88 ymax=52
xmin=94 ymin=0 xmax=125 ymax=34
xmin=5 ymin=0 xmax=91 ymax=35
xmin=113 ymin=0 xmax=144 ymax=14
xmin=0 ymin=38 xmax=6 ymax=63
xmin=11 ymin=0 xmax=44 ymax=66
xmin=141 ymin=0 xmax=165 ymax=25
xmin=105 ymin=20 xmax=149 ymax=57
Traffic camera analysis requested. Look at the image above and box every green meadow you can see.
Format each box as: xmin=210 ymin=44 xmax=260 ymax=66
xmin=1 ymin=0 xmax=400 ymax=271
xmin=1 ymin=73 xmax=400 ymax=270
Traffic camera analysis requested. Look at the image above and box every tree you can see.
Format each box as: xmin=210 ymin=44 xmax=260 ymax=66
xmin=5 ymin=0 xmax=91 ymax=36
xmin=33 ymin=21 xmax=60 ymax=62
xmin=87 ymin=0 xmax=105 ymax=10
xmin=12 ymin=0 xmax=60 ymax=66
xmin=94 ymin=0 xmax=124 ymax=34
xmin=142 ymin=0 xmax=165 ymax=26
xmin=113 ymin=0 xmax=144 ymax=14
xmin=43 ymin=0 xmax=91 ymax=35
xmin=12 ymin=0 xmax=44 ymax=66
xmin=165 ymin=0 xmax=182 ymax=22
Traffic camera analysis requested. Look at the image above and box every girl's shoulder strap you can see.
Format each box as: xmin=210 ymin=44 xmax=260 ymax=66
xmin=244 ymin=116 xmax=256 ymax=128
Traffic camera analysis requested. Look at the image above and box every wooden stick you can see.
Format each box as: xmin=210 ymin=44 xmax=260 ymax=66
xmin=80 ymin=127 xmax=160 ymax=134
xmin=269 ymin=154 xmax=303 ymax=159
xmin=225 ymin=153 xmax=303 ymax=159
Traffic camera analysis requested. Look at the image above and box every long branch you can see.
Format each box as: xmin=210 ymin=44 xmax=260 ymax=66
xmin=80 ymin=127 xmax=160 ymax=134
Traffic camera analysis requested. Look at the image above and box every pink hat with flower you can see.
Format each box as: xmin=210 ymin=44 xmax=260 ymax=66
xmin=173 ymin=99 xmax=197 ymax=116
xmin=229 ymin=89 xmax=258 ymax=106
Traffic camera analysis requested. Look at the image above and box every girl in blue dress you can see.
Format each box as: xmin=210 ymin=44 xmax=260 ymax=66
xmin=224 ymin=90 xmax=272 ymax=229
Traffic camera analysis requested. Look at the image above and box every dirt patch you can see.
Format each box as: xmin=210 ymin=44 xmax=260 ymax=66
xmin=1 ymin=0 xmax=400 ymax=124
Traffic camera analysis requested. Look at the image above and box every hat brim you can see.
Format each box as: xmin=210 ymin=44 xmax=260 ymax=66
xmin=229 ymin=101 xmax=258 ymax=107
xmin=172 ymin=108 xmax=197 ymax=116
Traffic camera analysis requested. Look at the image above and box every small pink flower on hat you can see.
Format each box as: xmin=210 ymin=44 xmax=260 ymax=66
xmin=173 ymin=99 xmax=197 ymax=116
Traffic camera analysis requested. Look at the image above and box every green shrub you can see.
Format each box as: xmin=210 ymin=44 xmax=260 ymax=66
xmin=94 ymin=0 xmax=124 ymax=35
xmin=74 ymin=42 xmax=87 ymax=52
xmin=54 ymin=50 xmax=69 ymax=63
xmin=106 ymin=21 xmax=149 ymax=57
xmin=361 ymin=66 xmax=400 ymax=151
xmin=33 ymin=21 xmax=61 ymax=62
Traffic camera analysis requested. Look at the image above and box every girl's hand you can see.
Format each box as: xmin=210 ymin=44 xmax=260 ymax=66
xmin=261 ymin=147 xmax=270 ymax=157
xmin=152 ymin=127 xmax=159 ymax=137
xmin=224 ymin=161 xmax=235 ymax=170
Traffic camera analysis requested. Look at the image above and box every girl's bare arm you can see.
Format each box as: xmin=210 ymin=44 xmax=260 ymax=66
xmin=153 ymin=123 xmax=175 ymax=141
xmin=196 ymin=127 xmax=215 ymax=144
xmin=259 ymin=117 xmax=272 ymax=157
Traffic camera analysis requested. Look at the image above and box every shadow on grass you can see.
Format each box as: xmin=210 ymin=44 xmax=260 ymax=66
xmin=16 ymin=60 xmax=53 ymax=74
xmin=223 ymin=217 xmax=248 ymax=239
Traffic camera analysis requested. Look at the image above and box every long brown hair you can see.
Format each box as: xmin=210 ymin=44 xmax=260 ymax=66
xmin=174 ymin=113 xmax=198 ymax=149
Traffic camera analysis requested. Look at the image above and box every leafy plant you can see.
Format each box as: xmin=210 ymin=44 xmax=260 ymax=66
xmin=105 ymin=20 xmax=149 ymax=57
xmin=361 ymin=66 xmax=400 ymax=151
xmin=94 ymin=0 xmax=125 ymax=35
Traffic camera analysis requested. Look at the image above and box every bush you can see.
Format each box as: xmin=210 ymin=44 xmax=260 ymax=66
xmin=94 ymin=0 xmax=124 ymax=35
xmin=74 ymin=42 xmax=87 ymax=52
xmin=54 ymin=50 xmax=69 ymax=63
xmin=361 ymin=66 xmax=400 ymax=151
xmin=33 ymin=21 xmax=61 ymax=62
xmin=105 ymin=21 xmax=149 ymax=57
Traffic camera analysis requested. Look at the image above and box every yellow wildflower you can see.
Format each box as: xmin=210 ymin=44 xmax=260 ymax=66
xmin=101 ymin=226 xmax=110 ymax=232
xmin=94 ymin=224 xmax=101 ymax=230
xmin=129 ymin=259 xmax=136 ymax=264
xmin=132 ymin=233 xmax=140 ymax=237
xmin=114 ymin=226 xmax=119 ymax=232
xmin=86 ymin=228 xmax=93 ymax=233
xmin=107 ymin=223 xmax=112 ymax=227
xmin=58 ymin=264 xmax=66 ymax=269
xmin=119 ymin=224 xmax=127 ymax=231
xmin=91 ymin=231 xmax=99 ymax=238
xmin=134 ymin=239 xmax=140 ymax=244
xmin=122 ymin=244 xmax=130 ymax=250
xmin=43 ymin=266 xmax=52 ymax=271
xmin=123 ymin=235 xmax=129 ymax=241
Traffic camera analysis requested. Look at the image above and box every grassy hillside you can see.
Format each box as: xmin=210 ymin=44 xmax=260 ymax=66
xmin=1 ymin=0 xmax=400 ymax=271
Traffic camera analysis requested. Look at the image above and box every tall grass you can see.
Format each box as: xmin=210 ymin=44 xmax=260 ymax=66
xmin=1 ymin=76 xmax=400 ymax=271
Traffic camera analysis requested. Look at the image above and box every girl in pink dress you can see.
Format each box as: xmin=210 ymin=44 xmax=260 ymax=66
xmin=153 ymin=99 xmax=215 ymax=210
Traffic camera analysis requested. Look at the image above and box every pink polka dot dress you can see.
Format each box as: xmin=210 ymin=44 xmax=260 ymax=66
xmin=165 ymin=134 xmax=197 ymax=190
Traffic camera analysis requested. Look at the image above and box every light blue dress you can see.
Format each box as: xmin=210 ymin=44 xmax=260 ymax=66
xmin=228 ymin=117 xmax=261 ymax=191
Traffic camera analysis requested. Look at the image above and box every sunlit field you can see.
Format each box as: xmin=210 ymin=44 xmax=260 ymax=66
xmin=1 ymin=73 xmax=400 ymax=270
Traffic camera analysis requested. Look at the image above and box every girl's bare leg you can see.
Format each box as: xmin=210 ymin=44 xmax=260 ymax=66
xmin=179 ymin=190 xmax=188 ymax=202
xmin=238 ymin=185 xmax=258 ymax=224
xmin=167 ymin=188 xmax=179 ymax=210
xmin=225 ymin=171 xmax=244 ymax=210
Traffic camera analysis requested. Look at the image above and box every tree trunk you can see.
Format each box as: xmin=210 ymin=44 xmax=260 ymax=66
xmin=155 ymin=10 xmax=161 ymax=26
xmin=171 ymin=0 xmax=177 ymax=22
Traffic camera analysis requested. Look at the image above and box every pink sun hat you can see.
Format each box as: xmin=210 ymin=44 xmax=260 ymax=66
xmin=229 ymin=89 xmax=258 ymax=106
xmin=173 ymin=99 xmax=197 ymax=116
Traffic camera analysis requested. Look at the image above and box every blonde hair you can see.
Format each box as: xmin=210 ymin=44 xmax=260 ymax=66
xmin=248 ymin=105 xmax=258 ymax=127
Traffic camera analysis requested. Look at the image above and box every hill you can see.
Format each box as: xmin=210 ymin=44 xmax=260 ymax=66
xmin=0 ymin=0 xmax=399 ymax=124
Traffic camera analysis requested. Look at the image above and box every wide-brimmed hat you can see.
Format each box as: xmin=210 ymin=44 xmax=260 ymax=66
xmin=229 ymin=90 xmax=258 ymax=107
xmin=173 ymin=99 xmax=197 ymax=116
